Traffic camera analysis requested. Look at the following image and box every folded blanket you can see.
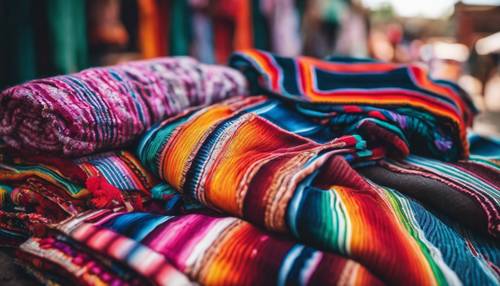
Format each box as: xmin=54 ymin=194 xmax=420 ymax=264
xmin=359 ymin=155 xmax=500 ymax=237
xmin=136 ymin=96 xmax=499 ymax=285
xmin=0 ymin=57 xmax=247 ymax=156
xmin=19 ymin=209 xmax=384 ymax=286
xmin=229 ymin=49 xmax=476 ymax=161
xmin=0 ymin=149 xmax=156 ymax=244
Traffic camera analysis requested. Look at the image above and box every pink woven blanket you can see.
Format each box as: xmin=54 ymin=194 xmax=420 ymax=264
xmin=0 ymin=57 xmax=247 ymax=156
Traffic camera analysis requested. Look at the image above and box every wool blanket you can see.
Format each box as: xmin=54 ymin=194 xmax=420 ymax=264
xmin=229 ymin=49 xmax=476 ymax=161
xmin=360 ymin=155 xmax=500 ymax=237
xmin=0 ymin=57 xmax=247 ymax=156
xmin=18 ymin=209 xmax=386 ymax=286
xmin=0 ymin=149 xmax=156 ymax=245
xmin=136 ymin=96 xmax=499 ymax=285
xmin=18 ymin=236 xmax=161 ymax=285
xmin=16 ymin=186 xmax=500 ymax=286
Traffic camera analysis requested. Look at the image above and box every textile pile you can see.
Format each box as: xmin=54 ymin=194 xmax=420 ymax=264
xmin=0 ymin=50 xmax=498 ymax=286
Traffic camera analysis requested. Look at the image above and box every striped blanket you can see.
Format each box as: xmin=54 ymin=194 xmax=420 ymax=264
xmin=229 ymin=50 xmax=476 ymax=161
xmin=360 ymin=155 xmax=500 ymax=237
xmin=19 ymin=209 xmax=385 ymax=286
xmin=0 ymin=149 xmax=157 ymax=245
xmin=136 ymin=95 xmax=499 ymax=284
xmin=17 ymin=189 xmax=499 ymax=285
xmin=0 ymin=57 xmax=247 ymax=156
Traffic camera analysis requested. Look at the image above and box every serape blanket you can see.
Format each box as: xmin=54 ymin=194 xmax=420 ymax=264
xmin=18 ymin=236 xmax=158 ymax=286
xmin=136 ymin=95 xmax=499 ymax=285
xmin=0 ymin=57 xmax=247 ymax=156
xmin=229 ymin=49 xmax=476 ymax=161
xmin=16 ymin=188 xmax=500 ymax=286
xmin=18 ymin=209 xmax=384 ymax=286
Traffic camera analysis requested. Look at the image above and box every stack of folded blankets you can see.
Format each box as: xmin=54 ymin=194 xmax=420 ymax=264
xmin=0 ymin=50 xmax=498 ymax=286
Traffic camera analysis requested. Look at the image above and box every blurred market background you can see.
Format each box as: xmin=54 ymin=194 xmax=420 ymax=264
xmin=1 ymin=0 xmax=499 ymax=134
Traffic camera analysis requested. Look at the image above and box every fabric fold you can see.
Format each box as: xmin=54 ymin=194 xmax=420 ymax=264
xmin=229 ymin=49 xmax=476 ymax=161
xmin=359 ymin=155 xmax=500 ymax=237
xmin=136 ymin=95 xmax=499 ymax=285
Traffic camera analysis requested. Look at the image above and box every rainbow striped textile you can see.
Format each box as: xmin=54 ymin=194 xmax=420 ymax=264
xmin=19 ymin=209 xmax=386 ymax=285
xmin=229 ymin=49 xmax=476 ymax=161
xmin=360 ymin=155 xmax=500 ymax=238
xmin=0 ymin=149 xmax=157 ymax=244
xmin=17 ymin=189 xmax=499 ymax=286
xmin=136 ymin=95 xmax=499 ymax=285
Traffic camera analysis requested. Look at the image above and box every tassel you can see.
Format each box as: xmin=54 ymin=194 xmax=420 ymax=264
xmin=132 ymin=194 xmax=144 ymax=211
xmin=85 ymin=176 xmax=124 ymax=209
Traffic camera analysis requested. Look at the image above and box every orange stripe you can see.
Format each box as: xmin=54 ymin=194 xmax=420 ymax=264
xmin=299 ymin=56 xmax=402 ymax=72
xmin=336 ymin=186 xmax=438 ymax=285
xmin=243 ymin=50 xmax=280 ymax=91
xmin=160 ymin=105 xmax=236 ymax=190
xmin=298 ymin=61 xmax=465 ymax=131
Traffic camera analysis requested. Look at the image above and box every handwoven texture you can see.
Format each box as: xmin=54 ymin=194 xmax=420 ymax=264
xmin=19 ymin=209 xmax=384 ymax=286
xmin=0 ymin=57 xmax=247 ymax=156
xmin=229 ymin=49 xmax=476 ymax=161
xmin=0 ymin=149 xmax=157 ymax=245
xmin=360 ymin=155 xmax=500 ymax=237
xmin=136 ymin=96 xmax=499 ymax=285
xmin=1 ymin=52 xmax=498 ymax=285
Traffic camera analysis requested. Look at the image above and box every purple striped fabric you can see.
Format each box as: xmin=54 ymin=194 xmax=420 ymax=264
xmin=0 ymin=57 xmax=247 ymax=156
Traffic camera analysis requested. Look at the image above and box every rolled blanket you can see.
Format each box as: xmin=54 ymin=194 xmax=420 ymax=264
xmin=18 ymin=209 xmax=383 ymax=286
xmin=229 ymin=49 xmax=476 ymax=161
xmin=137 ymin=96 xmax=499 ymax=285
xmin=0 ymin=57 xmax=247 ymax=156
